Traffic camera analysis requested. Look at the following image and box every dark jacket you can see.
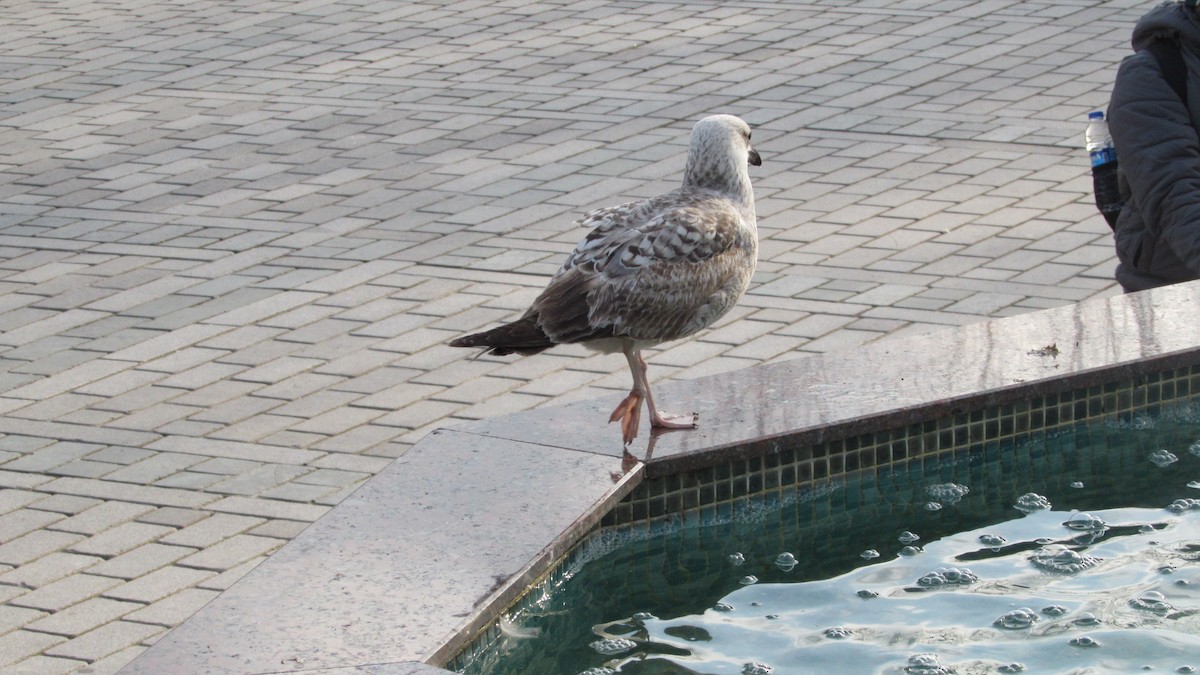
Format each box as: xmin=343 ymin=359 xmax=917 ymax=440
xmin=1109 ymin=1 xmax=1200 ymax=291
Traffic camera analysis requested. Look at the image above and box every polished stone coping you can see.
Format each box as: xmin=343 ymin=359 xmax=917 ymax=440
xmin=121 ymin=280 xmax=1200 ymax=674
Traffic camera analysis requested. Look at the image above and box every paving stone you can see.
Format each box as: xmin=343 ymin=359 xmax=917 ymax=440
xmin=144 ymin=436 xmax=322 ymax=466
xmin=134 ymin=507 xmax=210 ymax=529
xmin=204 ymin=496 xmax=330 ymax=523
xmin=193 ymin=556 xmax=269 ymax=593
xmin=101 ymin=452 xmax=205 ymax=485
xmin=0 ymin=509 xmax=64 ymax=543
xmin=0 ymin=487 xmax=47 ymax=514
xmin=151 ymin=471 xmax=223 ymax=491
xmin=0 ymin=630 xmax=66 ymax=668
xmin=0 ymin=442 xmax=102 ymax=474
xmin=25 ymin=597 xmax=143 ymax=638
xmin=176 ymin=534 xmax=284 ymax=572
xmin=0 ymin=531 xmax=86 ymax=568
xmin=80 ymin=644 xmax=147 ymax=675
xmin=42 ymin=620 xmax=163 ymax=662
xmin=47 ymin=501 xmax=155 ymax=536
xmin=122 ymin=587 xmax=220 ymax=628
xmin=6 ymin=654 xmax=84 ymax=674
xmin=157 ymin=513 xmax=261 ymax=549
xmin=36 ymin=477 xmax=215 ymax=510
xmin=0 ymin=552 xmax=101 ymax=590
xmin=8 ymin=573 xmax=121 ymax=612
xmin=206 ymin=464 xmax=313 ymax=497
xmin=0 ymin=605 xmax=47 ymax=636
xmin=68 ymin=516 xmax=175 ymax=554
xmin=86 ymin=543 xmax=197 ymax=581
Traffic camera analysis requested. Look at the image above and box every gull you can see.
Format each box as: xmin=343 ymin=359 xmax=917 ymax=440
xmin=449 ymin=114 xmax=760 ymax=444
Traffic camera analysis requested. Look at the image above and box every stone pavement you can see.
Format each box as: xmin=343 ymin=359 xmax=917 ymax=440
xmin=0 ymin=0 xmax=1146 ymax=671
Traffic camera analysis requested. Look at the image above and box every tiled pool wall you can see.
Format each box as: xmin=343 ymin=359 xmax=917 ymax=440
xmin=120 ymin=280 xmax=1200 ymax=674
xmin=448 ymin=361 xmax=1200 ymax=671
xmin=608 ymin=364 xmax=1200 ymax=527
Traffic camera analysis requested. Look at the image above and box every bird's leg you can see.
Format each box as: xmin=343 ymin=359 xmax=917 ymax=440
xmin=610 ymin=346 xmax=647 ymax=445
xmin=610 ymin=346 xmax=697 ymax=445
xmin=634 ymin=351 xmax=698 ymax=430
xmin=608 ymin=389 xmax=642 ymax=446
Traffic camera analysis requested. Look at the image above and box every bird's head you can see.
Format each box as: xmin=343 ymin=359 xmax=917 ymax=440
xmin=683 ymin=114 xmax=760 ymax=199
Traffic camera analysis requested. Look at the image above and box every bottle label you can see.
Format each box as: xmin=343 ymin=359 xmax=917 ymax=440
xmin=1089 ymin=147 xmax=1116 ymax=166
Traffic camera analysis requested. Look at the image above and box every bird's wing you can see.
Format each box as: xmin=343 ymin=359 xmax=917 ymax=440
xmin=535 ymin=192 xmax=756 ymax=345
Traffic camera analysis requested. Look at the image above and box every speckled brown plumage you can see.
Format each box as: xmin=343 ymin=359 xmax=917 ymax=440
xmin=450 ymin=114 xmax=760 ymax=444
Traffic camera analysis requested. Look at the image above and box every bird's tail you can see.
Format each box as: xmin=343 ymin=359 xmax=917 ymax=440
xmin=448 ymin=314 xmax=554 ymax=356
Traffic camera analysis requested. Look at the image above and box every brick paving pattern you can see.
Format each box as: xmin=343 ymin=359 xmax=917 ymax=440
xmin=0 ymin=0 xmax=1145 ymax=671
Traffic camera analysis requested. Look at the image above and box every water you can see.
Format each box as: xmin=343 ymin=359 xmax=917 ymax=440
xmin=458 ymin=407 xmax=1200 ymax=675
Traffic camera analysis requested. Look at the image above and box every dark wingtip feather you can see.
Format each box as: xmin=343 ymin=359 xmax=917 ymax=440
xmin=448 ymin=316 xmax=554 ymax=357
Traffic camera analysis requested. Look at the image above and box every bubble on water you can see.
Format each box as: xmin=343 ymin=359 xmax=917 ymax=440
xmin=1014 ymin=493 xmax=1052 ymax=513
xmin=728 ymin=552 xmax=745 ymax=566
xmin=1130 ymin=590 xmax=1174 ymax=614
xmin=861 ymin=549 xmax=880 ymax=560
xmin=1151 ymin=449 xmax=1179 ymax=467
xmin=924 ymin=502 xmax=942 ymax=512
xmin=824 ymin=626 xmax=852 ymax=639
xmin=904 ymin=653 xmax=951 ymax=675
xmin=1064 ymin=512 xmax=1107 ymax=531
xmin=764 ymin=614 xmax=779 ymax=620
xmin=1070 ymin=635 xmax=1101 ymax=648
xmin=714 ymin=602 xmax=733 ymax=612
xmin=917 ymin=566 xmax=978 ymax=588
xmin=898 ymin=531 xmax=921 ymax=544
xmin=899 ymin=545 xmax=922 ymax=556
xmin=739 ymin=575 xmax=758 ymax=585
xmin=589 ymin=638 xmax=637 ymax=655
xmin=775 ymin=552 xmax=797 ymax=571
xmin=1074 ymin=612 xmax=1101 ymax=627
xmin=1189 ymin=481 xmax=1200 ymax=489
xmin=857 ymin=589 xmax=879 ymax=599
xmin=1167 ymin=498 xmax=1200 ymax=513
xmin=926 ymin=483 xmax=969 ymax=504
xmin=978 ymin=533 xmax=1007 ymax=548
xmin=1160 ymin=565 xmax=1177 ymax=574
xmin=1191 ymin=440 xmax=1200 ymax=457
xmin=1070 ymin=481 xmax=1085 ymax=488
xmin=1177 ymin=666 xmax=1197 ymax=674
xmin=1031 ymin=544 xmax=1099 ymax=573
xmin=998 ymin=663 xmax=1026 ymax=674
xmin=994 ymin=607 xmax=1039 ymax=629
xmin=1126 ymin=413 xmax=1155 ymax=430
xmin=742 ymin=662 xmax=773 ymax=675
xmin=1042 ymin=605 xmax=1068 ymax=617
xmin=1178 ymin=579 xmax=1192 ymax=587
xmin=578 ymin=668 xmax=615 ymax=675
xmin=631 ymin=611 xmax=654 ymax=621
xmin=1141 ymin=524 xmax=1158 ymax=533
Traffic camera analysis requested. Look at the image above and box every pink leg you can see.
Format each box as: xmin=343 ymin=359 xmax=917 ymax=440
xmin=608 ymin=390 xmax=642 ymax=446
xmin=609 ymin=346 xmax=697 ymax=444
xmin=633 ymin=351 xmax=697 ymax=430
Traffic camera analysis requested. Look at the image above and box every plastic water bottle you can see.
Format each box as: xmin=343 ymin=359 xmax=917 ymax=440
xmin=1085 ymin=111 xmax=1116 ymax=166
xmin=1086 ymin=111 xmax=1122 ymax=227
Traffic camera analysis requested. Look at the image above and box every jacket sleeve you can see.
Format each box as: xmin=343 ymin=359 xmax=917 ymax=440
xmin=1109 ymin=48 xmax=1200 ymax=275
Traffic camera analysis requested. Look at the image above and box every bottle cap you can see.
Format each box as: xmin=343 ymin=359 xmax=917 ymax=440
xmin=1088 ymin=111 xmax=1105 ymax=120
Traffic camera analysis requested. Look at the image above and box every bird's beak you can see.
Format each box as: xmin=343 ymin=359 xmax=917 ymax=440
xmin=748 ymin=148 xmax=762 ymax=167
